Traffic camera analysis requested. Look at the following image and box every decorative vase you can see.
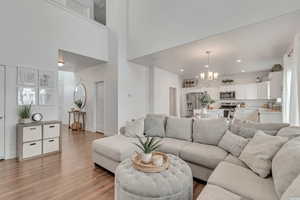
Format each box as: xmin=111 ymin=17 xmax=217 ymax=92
xmin=19 ymin=118 xmax=31 ymax=124
xmin=141 ymin=153 xmax=152 ymax=164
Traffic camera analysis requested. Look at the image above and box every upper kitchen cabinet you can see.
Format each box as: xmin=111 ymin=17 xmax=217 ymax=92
xmin=257 ymin=81 xmax=270 ymax=99
xmin=269 ymin=71 xmax=283 ymax=99
xmin=235 ymin=82 xmax=269 ymax=100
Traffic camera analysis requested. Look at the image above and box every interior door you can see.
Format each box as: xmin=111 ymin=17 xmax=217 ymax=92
xmin=169 ymin=87 xmax=177 ymax=116
xmin=0 ymin=66 xmax=5 ymax=159
xmin=96 ymin=82 xmax=104 ymax=133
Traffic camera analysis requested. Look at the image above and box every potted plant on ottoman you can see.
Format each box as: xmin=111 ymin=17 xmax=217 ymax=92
xmin=18 ymin=104 xmax=32 ymax=124
xmin=135 ymin=135 xmax=161 ymax=164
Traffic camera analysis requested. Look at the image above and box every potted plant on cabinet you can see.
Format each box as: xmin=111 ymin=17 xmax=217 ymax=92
xmin=135 ymin=135 xmax=161 ymax=164
xmin=18 ymin=104 xmax=32 ymax=124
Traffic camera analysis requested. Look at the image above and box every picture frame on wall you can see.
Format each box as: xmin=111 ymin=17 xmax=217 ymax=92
xmin=39 ymin=88 xmax=56 ymax=106
xmin=17 ymin=67 xmax=37 ymax=86
xmin=39 ymin=70 xmax=56 ymax=88
xmin=17 ymin=87 xmax=37 ymax=105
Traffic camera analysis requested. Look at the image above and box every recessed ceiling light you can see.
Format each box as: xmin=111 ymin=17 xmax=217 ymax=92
xmin=180 ymin=69 xmax=184 ymax=72
xmin=58 ymin=61 xmax=64 ymax=67
xmin=241 ymin=70 xmax=245 ymax=72
xmin=236 ymin=59 xmax=242 ymax=63
xmin=204 ymin=65 xmax=209 ymax=68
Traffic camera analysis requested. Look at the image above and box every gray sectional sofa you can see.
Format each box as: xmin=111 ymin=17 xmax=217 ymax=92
xmin=92 ymin=114 xmax=300 ymax=200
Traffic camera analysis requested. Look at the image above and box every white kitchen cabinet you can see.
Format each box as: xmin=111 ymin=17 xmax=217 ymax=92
xmin=257 ymin=81 xmax=270 ymax=99
xmin=269 ymin=71 xmax=283 ymax=99
xmin=235 ymin=84 xmax=247 ymax=99
xmin=245 ymin=83 xmax=258 ymax=99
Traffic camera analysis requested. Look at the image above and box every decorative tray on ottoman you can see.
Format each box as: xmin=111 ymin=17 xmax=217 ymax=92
xmin=131 ymin=152 xmax=170 ymax=173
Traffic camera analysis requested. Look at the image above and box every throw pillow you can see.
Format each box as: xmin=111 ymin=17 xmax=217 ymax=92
xmin=239 ymin=130 xmax=288 ymax=178
xmin=218 ymin=130 xmax=249 ymax=157
xmin=238 ymin=126 xmax=257 ymax=138
xmin=230 ymin=119 xmax=289 ymax=137
xmin=276 ymin=126 xmax=300 ymax=140
xmin=124 ymin=118 xmax=144 ymax=138
xmin=272 ymin=137 xmax=300 ymax=197
xmin=144 ymin=114 xmax=166 ymax=137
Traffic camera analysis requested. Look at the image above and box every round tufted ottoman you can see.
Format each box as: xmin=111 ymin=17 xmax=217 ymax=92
xmin=115 ymin=154 xmax=193 ymax=200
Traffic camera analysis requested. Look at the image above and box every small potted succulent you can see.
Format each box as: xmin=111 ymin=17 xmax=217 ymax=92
xmin=18 ymin=104 xmax=32 ymax=124
xmin=135 ymin=135 xmax=161 ymax=163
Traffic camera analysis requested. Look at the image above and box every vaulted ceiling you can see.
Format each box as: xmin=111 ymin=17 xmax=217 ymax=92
xmin=131 ymin=11 xmax=300 ymax=78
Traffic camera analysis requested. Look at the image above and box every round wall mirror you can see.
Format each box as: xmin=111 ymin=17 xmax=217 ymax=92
xmin=73 ymin=83 xmax=87 ymax=109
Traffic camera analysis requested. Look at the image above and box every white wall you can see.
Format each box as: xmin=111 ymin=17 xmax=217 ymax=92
xmin=71 ymin=61 xmax=149 ymax=134
xmin=128 ymin=0 xmax=300 ymax=59
xmin=58 ymin=71 xmax=76 ymax=124
xmin=5 ymin=66 xmax=59 ymax=159
xmin=151 ymin=67 xmax=181 ymax=116
xmin=0 ymin=0 xmax=108 ymax=68
xmin=0 ymin=0 xmax=108 ymax=159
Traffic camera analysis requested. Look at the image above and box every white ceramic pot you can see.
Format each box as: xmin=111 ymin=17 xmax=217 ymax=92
xmin=19 ymin=118 xmax=31 ymax=124
xmin=141 ymin=153 xmax=152 ymax=164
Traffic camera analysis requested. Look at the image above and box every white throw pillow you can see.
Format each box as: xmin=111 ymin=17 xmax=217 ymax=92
xmin=124 ymin=118 xmax=144 ymax=138
xmin=218 ymin=130 xmax=249 ymax=157
xmin=239 ymin=130 xmax=288 ymax=178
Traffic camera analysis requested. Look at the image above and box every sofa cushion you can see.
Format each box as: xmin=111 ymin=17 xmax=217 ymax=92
xmin=193 ymin=118 xmax=228 ymax=145
xmin=208 ymin=162 xmax=279 ymax=200
xmin=239 ymin=131 xmax=288 ymax=178
xmin=157 ymin=138 xmax=191 ymax=156
xmin=231 ymin=119 xmax=289 ymax=137
xmin=218 ymin=130 xmax=249 ymax=157
xmin=92 ymin=135 xmax=139 ymax=162
xmin=166 ymin=117 xmax=193 ymax=141
xmin=272 ymin=137 xmax=300 ymax=198
xmin=224 ymin=154 xmax=248 ymax=169
xmin=277 ymin=126 xmax=300 ymax=139
xmin=124 ymin=118 xmax=144 ymax=138
xmin=280 ymin=174 xmax=300 ymax=200
xmin=144 ymin=114 xmax=166 ymax=137
xmin=238 ymin=126 xmax=257 ymax=138
xmin=180 ymin=143 xmax=228 ymax=169
xmin=197 ymin=184 xmax=243 ymax=200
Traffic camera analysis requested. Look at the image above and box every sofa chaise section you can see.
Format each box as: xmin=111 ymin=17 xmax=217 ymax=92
xmin=92 ymin=135 xmax=140 ymax=173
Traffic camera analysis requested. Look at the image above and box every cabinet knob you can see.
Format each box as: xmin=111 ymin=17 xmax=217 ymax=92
xmin=30 ymin=143 xmax=36 ymax=146
xmin=0 ymin=116 xmax=3 ymax=119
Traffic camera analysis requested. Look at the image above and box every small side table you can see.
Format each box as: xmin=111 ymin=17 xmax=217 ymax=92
xmin=68 ymin=110 xmax=86 ymax=131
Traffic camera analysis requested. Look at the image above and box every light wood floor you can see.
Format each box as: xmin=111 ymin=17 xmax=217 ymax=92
xmin=0 ymin=126 xmax=205 ymax=200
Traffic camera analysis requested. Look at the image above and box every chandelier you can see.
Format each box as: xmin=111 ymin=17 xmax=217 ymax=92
xmin=200 ymin=51 xmax=219 ymax=80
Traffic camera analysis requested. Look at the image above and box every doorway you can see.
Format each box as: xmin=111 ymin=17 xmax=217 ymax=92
xmin=95 ymin=81 xmax=104 ymax=133
xmin=0 ymin=66 xmax=5 ymax=159
xmin=169 ymin=87 xmax=177 ymax=116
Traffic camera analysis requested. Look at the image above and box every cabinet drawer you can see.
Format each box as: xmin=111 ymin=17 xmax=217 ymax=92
xmin=43 ymin=138 xmax=59 ymax=154
xmin=23 ymin=126 xmax=42 ymax=142
xmin=43 ymin=124 xmax=60 ymax=139
xmin=23 ymin=141 xmax=42 ymax=159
